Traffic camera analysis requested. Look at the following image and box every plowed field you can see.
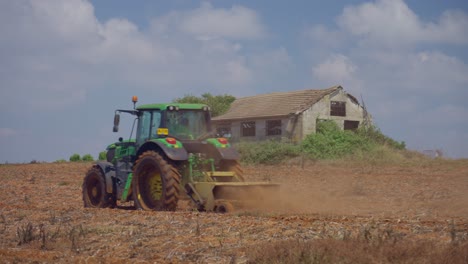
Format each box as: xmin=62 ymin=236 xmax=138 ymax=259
xmin=0 ymin=160 xmax=467 ymax=263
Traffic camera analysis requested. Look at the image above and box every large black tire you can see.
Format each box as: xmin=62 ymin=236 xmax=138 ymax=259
xmin=82 ymin=166 xmax=113 ymax=208
xmin=220 ymin=160 xmax=245 ymax=182
xmin=132 ymin=151 xmax=181 ymax=211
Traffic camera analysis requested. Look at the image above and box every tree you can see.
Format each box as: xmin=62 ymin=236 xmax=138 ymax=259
xmin=82 ymin=154 xmax=94 ymax=162
xmin=69 ymin=154 xmax=81 ymax=162
xmin=173 ymin=93 xmax=236 ymax=117
xmin=98 ymin=151 xmax=107 ymax=161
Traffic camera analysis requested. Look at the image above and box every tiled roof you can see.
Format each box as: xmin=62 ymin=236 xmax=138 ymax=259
xmin=212 ymin=85 xmax=342 ymax=121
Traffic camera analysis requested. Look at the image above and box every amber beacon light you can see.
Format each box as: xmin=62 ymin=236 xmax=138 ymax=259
xmin=132 ymin=96 xmax=138 ymax=109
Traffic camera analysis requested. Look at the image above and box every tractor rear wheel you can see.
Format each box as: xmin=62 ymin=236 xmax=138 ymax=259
xmin=82 ymin=166 xmax=113 ymax=208
xmin=132 ymin=151 xmax=181 ymax=211
xmin=220 ymin=160 xmax=244 ymax=182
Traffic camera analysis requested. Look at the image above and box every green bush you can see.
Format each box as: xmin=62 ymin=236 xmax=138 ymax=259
xmin=69 ymin=154 xmax=81 ymax=162
xmin=82 ymin=154 xmax=94 ymax=162
xmin=98 ymin=151 xmax=107 ymax=161
xmin=232 ymin=121 xmax=408 ymax=164
xmin=356 ymin=125 xmax=406 ymax=150
xmin=301 ymin=120 xmax=374 ymax=159
xmin=236 ymin=141 xmax=301 ymax=165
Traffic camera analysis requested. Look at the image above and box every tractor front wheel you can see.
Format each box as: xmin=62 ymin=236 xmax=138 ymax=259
xmin=82 ymin=166 xmax=113 ymax=208
xmin=132 ymin=151 xmax=181 ymax=211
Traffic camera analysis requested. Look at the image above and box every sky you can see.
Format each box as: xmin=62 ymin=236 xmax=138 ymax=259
xmin=1 ymin=0 xmax=467 ymax=162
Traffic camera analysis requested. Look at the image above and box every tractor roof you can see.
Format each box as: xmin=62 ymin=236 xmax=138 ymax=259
xmin=137 ymin=103 xmax=208 ymax=110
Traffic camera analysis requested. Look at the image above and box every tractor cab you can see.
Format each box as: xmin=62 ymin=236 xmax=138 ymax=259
xmin=110 ymin=98 xmax=217 ymax=162
xmin=135 ymin=103 xmax=212 ymax=146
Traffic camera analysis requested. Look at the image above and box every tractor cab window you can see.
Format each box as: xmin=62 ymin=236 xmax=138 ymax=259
xmin=136 ymin=110 xmax=161 ymax=145
xmin=166 ymin=110 xmax=208 ymax=140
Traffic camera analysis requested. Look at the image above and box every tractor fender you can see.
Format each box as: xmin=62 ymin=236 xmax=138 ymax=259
xmin=94 ymin=161 xmax=115 ymax=194
xmin=137 ymin=141 xmax=188 ymax=161
xmin=213 ymin=147 xmax=240 ymax=160
xmin=204 ymin=140 xmax=240 ymax=160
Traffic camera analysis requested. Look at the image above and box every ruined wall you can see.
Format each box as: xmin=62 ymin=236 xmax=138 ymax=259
xmin=300 ymin=90 xmax=366 ymax=139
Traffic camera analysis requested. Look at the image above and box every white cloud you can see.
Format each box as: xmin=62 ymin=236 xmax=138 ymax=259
xmin=305 ymin=0 xmax=468 ymax=101
xmin=426 ymin=9 xmax=468 ymax=45
xmin=338 ymin=0 xmax=421 ymax=47
xmin=29 ymin=0 xmax=99 ymax=39
xmin=312 ymin=54 xmax=364 ymax=95
xmin=402 ymin=51 xmax=468 ymax=93
xmin=250 ymin=48 xmax=294 ymax=78
xmin=336 ymin=0 xmax=468 ymax=48
xmin=0 ymin=128 xmax=16 ymax=138
xmin=0 ymin=0 xmax=102 ymax=110
xmin=0 ymin=1 xmax=279 ymax=112
xmin=357 ymin=50 xmax=468 ymax=96
xmin=303 ymin=24 xmax=347 ymax=49
xmin=225 ymin=58 xmax=252 ymax=84
xmin=177 ymin=2 xmax=266 ymax=40
xmin=312 ymin=54 xmax=356 ymax=82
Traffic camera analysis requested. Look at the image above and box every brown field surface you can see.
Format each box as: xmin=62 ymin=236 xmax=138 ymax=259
xmin=0 ymin=160 xmax=467 ymax=263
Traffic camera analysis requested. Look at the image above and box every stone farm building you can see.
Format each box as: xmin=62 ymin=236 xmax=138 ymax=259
xmin=212 ymin=85 xmax=369 ymax=142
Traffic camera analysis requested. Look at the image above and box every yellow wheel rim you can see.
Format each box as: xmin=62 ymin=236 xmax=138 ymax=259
xmin=91 ymin=186 xmax=98 ymax=198
xmin=148 ymin=172 xmax=162 ymax=201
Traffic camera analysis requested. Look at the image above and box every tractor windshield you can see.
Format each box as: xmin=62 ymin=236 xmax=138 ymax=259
xmin=166 ymin=110 xmax=209 ymax=140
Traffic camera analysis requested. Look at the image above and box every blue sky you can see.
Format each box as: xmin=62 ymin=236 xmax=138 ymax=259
xmin=1 ymin=0 xmax=467 ymax=162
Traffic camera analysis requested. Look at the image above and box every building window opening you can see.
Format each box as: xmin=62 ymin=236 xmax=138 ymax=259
xmin=344 ymin=120 xmax=359 ymax=131
xmin=241 ymin=121 xmax=256 ymax=137
xmin=266 ymin=120 xmax=282 ymax=136
xmin=331 ymin=101 xmax=346 ymax=116
xmin=216 ymin=127 xmax=232 ymax=138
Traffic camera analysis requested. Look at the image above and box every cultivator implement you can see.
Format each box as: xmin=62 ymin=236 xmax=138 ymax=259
xmin=185 ymin=170 xmax=280 ymax=212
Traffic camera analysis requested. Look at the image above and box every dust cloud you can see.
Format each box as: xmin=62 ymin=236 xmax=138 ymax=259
xmin=235 ymin=161 xmax=468 ymax=218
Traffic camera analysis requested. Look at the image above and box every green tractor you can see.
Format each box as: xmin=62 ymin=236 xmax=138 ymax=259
xmin=82 ymin=96 xmax=278 ymax=212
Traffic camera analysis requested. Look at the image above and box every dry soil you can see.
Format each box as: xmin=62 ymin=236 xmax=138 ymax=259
xmin=0 ymin=160 xmax=467 ymax=263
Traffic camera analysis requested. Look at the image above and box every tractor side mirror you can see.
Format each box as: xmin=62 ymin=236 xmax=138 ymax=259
xmin=113 ymin=113 xmax=120 ymax=132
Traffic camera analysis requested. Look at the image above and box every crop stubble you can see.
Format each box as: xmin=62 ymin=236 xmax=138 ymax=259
xmin=0 ymin=160 xmax=467 ymax=263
